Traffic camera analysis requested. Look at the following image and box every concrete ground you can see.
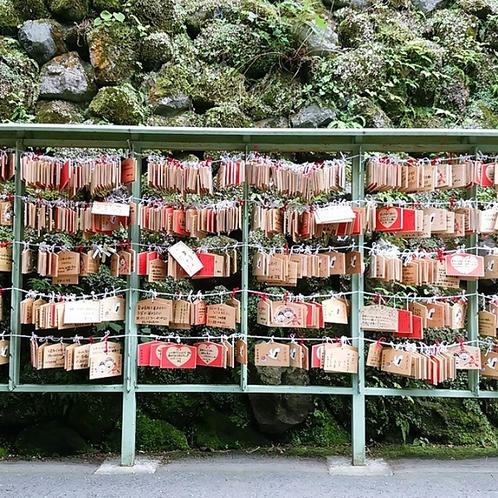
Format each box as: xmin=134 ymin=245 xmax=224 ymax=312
xmin=0 ymin=454 xmax=497 ymax=498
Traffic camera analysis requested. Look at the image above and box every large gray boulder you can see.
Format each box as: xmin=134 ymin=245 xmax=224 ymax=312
xmin=18 ymin=19 xmax=67 ymax=66
xmin=291 ymin=103 xmax=336 ymax=128
xmin=249 ymin=366 xmax=314 ymax=434
xmin=151 ymin=94 xmax=192 ymax=117
xmin=250 ymin=392 xmax=314 ymax=433
xmin=412 ymin=0 xmax=446 ymax=13
xmin=294 ymin=21 xmax=338 ymax=56
xmin=40 ymin=51 xmax=97 ymax=102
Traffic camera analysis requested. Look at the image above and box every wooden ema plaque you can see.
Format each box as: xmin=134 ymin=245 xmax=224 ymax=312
xmin=135 ymin=298 xmax=172 ymax=326
xmin=195 ymin=342 xmax=226 ymax=368
xmin=89 ymin=352 xmax=122 ymax=379
xmin=360 ymin=305 xmax=398 ymax=332
xmin=254 ymin=341 xmax=290 ymax=367
xmin=161 ymin=344 xmax=197 ymax=369
xmin=445 ymin=254 xmax=484 ymax=279
xmin=322 ymin=344 xmax=358 ymax=374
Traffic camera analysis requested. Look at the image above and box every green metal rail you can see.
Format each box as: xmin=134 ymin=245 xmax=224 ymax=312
xmin=1 ymin=124 xmax=497 ymax=466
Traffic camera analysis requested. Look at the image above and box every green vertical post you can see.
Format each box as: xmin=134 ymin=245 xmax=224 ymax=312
xmin=240 ymin=146 xmax=250 ymax=391
xmin=9 ymin=142 xmax=24 ymax=390
xmin=351 ymin=146 xmax=365 ymax=465
xmin=467 ymin=151 xmax=479 ymax=396
xmin=120 ymin=144 xmax=141 ymax=466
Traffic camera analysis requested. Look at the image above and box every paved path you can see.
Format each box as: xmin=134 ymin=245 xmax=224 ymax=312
xmin=0 ymin=454 xmax=497 ymax=498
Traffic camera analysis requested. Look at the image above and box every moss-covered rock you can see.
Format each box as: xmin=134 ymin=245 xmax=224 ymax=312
xmin=88 ymin=23 xmax=139 ymax=86
xmin=0 ymin=0 xmax=20 ymax=36
xmin=194 ymin=20 xmax=278 ymax=79
xmin=140 ymin=32 xmax=173 ymax=72
xmin=193 ymin=410 xmax=270 ymax=450
xmin=89 ymin=84 xmax=145 ymax=124
xmin=348 ymin=97 xmax=392 ymax=127
xmin=169 ymin=32 xmax=199 ymax=68
xmin=148 ymin=62 xmax=245 ymax=116
xmin=183 ymin=0 xmax=239 ymax=35
xmin=12 ymin=0 xmax=50 ymax=20
xmin=193 ymin=64 xmax=247 ymax=112
xmin=146 ymin=64 xmax=193 ymax=111
xmin=244 ymin=72 xmax=304 ymax=121
xmin=47 ymin=0 xmax=89 ymax=21
xmin=93 ymin=0 xmax=122 ymax=12
xmin=483 ymin=14 xmax=498 ymax=48
xmin=136 ymin=413 xmax=189 ymax=451
xmin=183 ymin=0 xmax=279 ymax=35
xmin=336 ymin=9 xmax=375 ymax=48
xmin=457 ymin=0 xmax=497 ymax=18
xmin=203 ymin=102 xmax=253 ymax=127
xmin=35 ymin=99 xmax=85 ymax=123
xmin=425 ymin=9 xmax=480 ymax=55
xmin=0 ymin=37 xmax=40 ymax=121
xmin=412 ymin=398 xmax=498 ymax=445
xmin=336 ymin=4 xmax=420 ymax=47
xmin=15 ymin=422 xmax=91 ymax=457
xmin=434 ymin=66 xmax=470 ymax=113
xmin=284 ymin=404 xmax=350 ymax=446
xmin=125 ymin=0 xmax=185 ymax=33
xmin=307 ymin=43 xmax=388 ymax=103
xmin=459 ymin=97 xmax=498 ymax=128
xmin=379 ymin=38 xmax=444 ymax=120
xmin=379 ymin=12 xmax=420 ymax=44
xmin=147 ymin=110 xmax=204 ymax=127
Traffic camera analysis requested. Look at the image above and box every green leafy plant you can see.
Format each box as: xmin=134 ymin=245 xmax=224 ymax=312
xmin=127 ymin=13 xmax=150 ymax=38
xmin=5 ymin=92 xmax=36 ymax=123
xmin=413 ymin=437 xmax=429 ymax=447
xmin=93 ymin=10 xmax=126 ymax=27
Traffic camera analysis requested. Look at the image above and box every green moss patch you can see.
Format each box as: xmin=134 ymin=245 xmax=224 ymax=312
xmin=89 ymin=84 xmax=145 ymax=124
xmin=136 ymin=413 xmax=189 ymax=451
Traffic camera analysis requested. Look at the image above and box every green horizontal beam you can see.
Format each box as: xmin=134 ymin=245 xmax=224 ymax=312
xmin=12 ymin=384 xmax=125 ymax=392
xmin=1 ymin=124 xmax=498 ymax=153
xmin=3 ymin=383 xmax=498 ymax=397
xmin=136 ymin=384 xmax=353 ymax=394
xmin=364 ymin=388 xmax=478 ymax=397
xmin=244 ymin=385 xmax=353 ymax=395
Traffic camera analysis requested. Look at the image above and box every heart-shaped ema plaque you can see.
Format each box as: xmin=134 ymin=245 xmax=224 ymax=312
xmin=377 ymin=208 xmax=399 ymax=229
xmin=449 ymin=254 xmax=479 ymax=275
xmin=165 ymin=346 xmax=193 ymax=367
xmin=197 ymin=343 xmax=219 ymax=365
xmin=485 ymin=165 xmax=495 ymax=183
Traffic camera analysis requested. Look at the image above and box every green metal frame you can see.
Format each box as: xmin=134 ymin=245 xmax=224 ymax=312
xmin=1 ymin=124 xmax=498 ymax=466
